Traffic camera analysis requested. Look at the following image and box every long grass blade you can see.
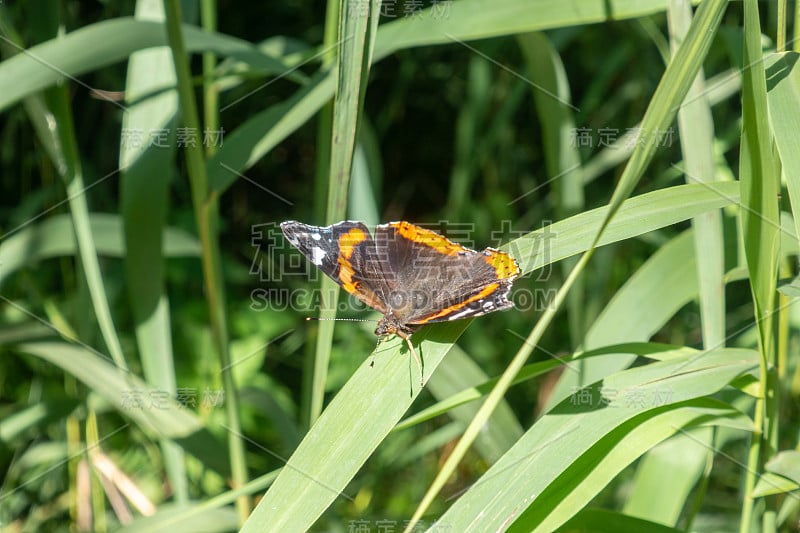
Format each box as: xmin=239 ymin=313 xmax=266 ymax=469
xmin=120 ymin=0 xmax=186 ymax=503
xmin=45 ymin=77 xmax=128 ymax=371
xmin=163 ymin=0 xmax=249 ymax=520
xmin=739 ymin=0 xmax=781 ymax=530
xmin=306 ymin=0 xmax=380 ymax=425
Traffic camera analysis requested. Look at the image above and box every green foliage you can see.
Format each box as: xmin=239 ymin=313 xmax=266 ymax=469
xmin=1 ymin=0 xmax=799 ymax=532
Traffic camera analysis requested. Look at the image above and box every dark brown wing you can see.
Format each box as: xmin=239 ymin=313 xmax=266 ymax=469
xmin=280 ymin=220 xmax=394 ymax=313
xmin=373 ymin=222 xmax=519 ymax=325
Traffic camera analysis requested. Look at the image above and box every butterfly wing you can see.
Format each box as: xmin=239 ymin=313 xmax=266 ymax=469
xmin=373 ymin=222 xmax=519 ymax=325
xmin=280 ymin=220 xmax=392 ymax=313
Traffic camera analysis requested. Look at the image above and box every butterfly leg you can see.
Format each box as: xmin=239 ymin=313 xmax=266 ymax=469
xmin=397 ymin=331 xmax=423 ymax=387
xmin=370 ymin=337 xmax=382 ymax=368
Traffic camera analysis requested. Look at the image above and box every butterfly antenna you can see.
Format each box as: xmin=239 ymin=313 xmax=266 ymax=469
xmin=305 ymin=317 xmax=376 ymax=323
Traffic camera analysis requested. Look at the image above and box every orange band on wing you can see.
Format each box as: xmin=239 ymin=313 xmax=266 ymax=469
xmin=337 ymin=227 xmax=367 ymax=294
xmin=337 ymin=258 xmax=357 ymax=293
xmin=391 ymin=222 xmax=470 ymax=256
xmin=336 ymin=227 xmax=385 ymax=311
xmin=414 ymin=282 xmax=500 ymax=322
xmin=484 ymin=250 xmax=520 ymax=280
xmin=393 ymin=222 xmax=520 ymax=281
xmin=339 ymin=227 xmax=367 ymax=259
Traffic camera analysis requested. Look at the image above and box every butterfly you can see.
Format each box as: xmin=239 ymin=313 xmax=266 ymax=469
xmin=281 ymin=220 xmax=520 ymax=384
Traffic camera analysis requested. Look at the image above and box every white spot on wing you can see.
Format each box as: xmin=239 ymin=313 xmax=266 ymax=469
xmin=311 ymin=233 xmax=322 ymax=241
xmin=311 ymin=246 xmax=326 ymax=265
xmin=448 ymin=308 xmax=475 ymax=320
